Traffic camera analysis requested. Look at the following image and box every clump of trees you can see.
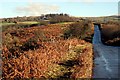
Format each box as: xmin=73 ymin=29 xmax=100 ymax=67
xmin=48 ymin=13 xmax=76 ymax=24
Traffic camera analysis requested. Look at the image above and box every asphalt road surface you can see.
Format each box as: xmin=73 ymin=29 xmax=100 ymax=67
xmin=93 ymin=25 xmax=120 ymax=78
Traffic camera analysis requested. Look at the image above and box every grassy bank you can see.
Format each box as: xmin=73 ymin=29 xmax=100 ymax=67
xmin=101 ymin=21 xmax=120 ymax=46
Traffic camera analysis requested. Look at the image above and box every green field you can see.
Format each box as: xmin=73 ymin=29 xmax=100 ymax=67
xmin=0 ymin=23 xmax=15 ymax=26
xmin=17 ymin=21 xmax=40 ymax=24
xmin=57 ymin=22 xmax=74 ymax=24
xmin=0 ymin=21 xmax=40 ymax=26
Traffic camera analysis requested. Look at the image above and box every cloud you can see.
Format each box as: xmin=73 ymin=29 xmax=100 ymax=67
xmin=16 ymin=3 xmax=59 ymax=16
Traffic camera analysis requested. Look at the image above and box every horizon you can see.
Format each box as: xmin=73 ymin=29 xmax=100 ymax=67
xmin=0 ymin=0 xmax=119 ymax=18
xmin=0 ymin=14 xmax=119 ymax=19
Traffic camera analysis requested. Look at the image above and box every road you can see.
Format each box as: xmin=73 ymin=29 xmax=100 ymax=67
xmin=93 ymin=25 xmax=120 ymax=78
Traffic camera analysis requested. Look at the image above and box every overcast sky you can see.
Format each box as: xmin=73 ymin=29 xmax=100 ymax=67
xmin=0 ymin=0 xmax=119 ymax=18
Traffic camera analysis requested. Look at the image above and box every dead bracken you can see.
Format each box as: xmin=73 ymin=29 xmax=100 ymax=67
xmin=2 ymin=22 xmax=93 ymax=79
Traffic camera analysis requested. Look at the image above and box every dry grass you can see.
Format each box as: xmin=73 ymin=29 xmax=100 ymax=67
xmin=101 ymin=22 xmax=120 ymax=46
xmin=2 ymin=23 xmax=93 ymax=79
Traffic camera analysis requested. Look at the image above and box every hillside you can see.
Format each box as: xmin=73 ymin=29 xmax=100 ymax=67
xmin=84 ymin=15 xmax=120 ymax=23
xmin=1 ymin=21 xmax=94 ymax=79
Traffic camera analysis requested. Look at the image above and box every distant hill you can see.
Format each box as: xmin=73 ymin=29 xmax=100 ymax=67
xmin=83 ymin=15 xmax=120 ymax=23
xmin=0 ymin=13 xmax=80 ymax=23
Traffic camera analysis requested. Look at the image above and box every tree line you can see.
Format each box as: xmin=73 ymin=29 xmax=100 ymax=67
xmin=1 ymin=13 xmax=79 ymax=23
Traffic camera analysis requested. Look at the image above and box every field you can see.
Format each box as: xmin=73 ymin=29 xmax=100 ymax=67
xmin=16 ymin=21 xmax=39 ymax=24
xmin=0 ymin=21 xmax=40 ymax=26
xmin=1 ymin=21 xmax=94 ymax=79
xmin=100 ymin=21 xmax=120 ymax=46
xmin=0 ymin=23 xmax=15 ymax=26
xmin=1 ymin=22 xmax=43 ymax=32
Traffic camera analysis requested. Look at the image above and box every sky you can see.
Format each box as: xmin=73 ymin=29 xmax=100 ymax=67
xmin=0 ymin=0 xmax=119 ymax=18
